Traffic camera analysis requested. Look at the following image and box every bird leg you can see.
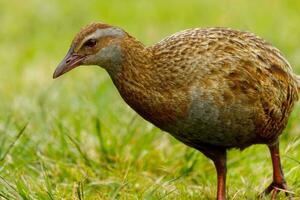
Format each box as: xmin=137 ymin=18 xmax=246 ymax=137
xmin=201 ymin=148 xmax=227 ymax=200
xmin=214 ymin=152 xmax=227 ymax=200
xmin=259 ymin=142 xmax=292 ymax=200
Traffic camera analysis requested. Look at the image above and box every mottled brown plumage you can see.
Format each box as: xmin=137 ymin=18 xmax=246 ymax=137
xmin=53 ymin=22 xmax=300 ymax=200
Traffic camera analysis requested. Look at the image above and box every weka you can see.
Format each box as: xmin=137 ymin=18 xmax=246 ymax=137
xmin=53 ymin=23 xmax=300 ymax=200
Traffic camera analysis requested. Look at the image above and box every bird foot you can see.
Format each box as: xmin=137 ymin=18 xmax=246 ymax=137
xmin=258 ymin=182 xmax=293 ymax=200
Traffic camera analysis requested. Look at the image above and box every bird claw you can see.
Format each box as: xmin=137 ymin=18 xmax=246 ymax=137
xmin=258 ymin=182 xmax=293 ymax=200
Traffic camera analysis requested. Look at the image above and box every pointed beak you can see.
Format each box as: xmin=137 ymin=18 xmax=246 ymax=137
xmin=53 ymin=48 xmax=85 ymax=79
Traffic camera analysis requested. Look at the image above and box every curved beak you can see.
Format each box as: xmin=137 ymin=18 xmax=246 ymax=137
xmin=53 ymin=47 xmax=85 ymax=79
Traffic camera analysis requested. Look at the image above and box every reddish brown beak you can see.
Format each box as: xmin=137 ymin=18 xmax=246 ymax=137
xmin=53 ymin=48 xmax=85 ymax=79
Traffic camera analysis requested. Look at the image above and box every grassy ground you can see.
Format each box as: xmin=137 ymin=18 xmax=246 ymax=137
xmin=0 ymin=0 xmax=300 ymax=199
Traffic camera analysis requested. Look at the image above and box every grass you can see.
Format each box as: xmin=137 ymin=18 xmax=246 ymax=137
xmin=0 ymin=0 xmax=300 ymax=199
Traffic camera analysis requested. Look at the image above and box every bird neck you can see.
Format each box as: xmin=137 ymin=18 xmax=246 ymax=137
xmin=108 ymin=36 xmax=156 ymax=93
xmin=106 ymin=36 xmax=189 ymax=127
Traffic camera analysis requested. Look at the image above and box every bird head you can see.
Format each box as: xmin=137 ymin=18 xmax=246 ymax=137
xmin=53 ymin=23 xmax=127 ymax=79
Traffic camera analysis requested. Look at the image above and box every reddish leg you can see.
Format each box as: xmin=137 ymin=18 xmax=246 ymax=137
xmin=201 ymin=148 xmax=227 ymax=200
xmin=259 ymin=142 xmax=293 ymax=200
xmin=214 ymin=152 xmax=227 ymax=200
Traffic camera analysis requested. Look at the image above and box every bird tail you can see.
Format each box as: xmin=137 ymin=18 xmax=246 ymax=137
xmin=296 ymin=74 xmax=300 ymax=92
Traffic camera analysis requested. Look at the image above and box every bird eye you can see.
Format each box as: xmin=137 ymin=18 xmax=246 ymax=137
xmin=84 ymin=39 xmax=97 ymax=48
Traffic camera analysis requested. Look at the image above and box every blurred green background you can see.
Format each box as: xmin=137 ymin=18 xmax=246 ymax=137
xmin=0 ymin=0 xmax=299 ymax=199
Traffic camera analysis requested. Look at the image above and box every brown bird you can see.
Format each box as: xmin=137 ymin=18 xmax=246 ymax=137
xmin=53 ymin=22 xmax=300 ymax=200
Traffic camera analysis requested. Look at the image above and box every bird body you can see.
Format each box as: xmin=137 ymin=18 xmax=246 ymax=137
xmin=53 ymin=23 xmax=300 ymax=200
xmin=108 ymin=27 xmax=299 ymax=150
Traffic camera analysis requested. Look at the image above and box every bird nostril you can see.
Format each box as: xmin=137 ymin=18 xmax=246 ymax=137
xmin=66 ymin=59 xmax=71 ymax=64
